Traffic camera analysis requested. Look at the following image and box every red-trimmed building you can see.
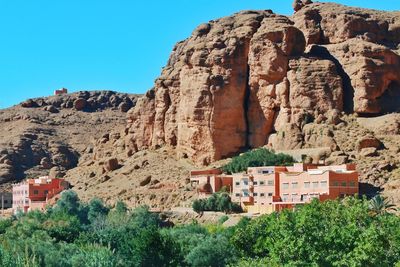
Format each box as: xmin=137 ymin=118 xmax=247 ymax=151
xmin=54 ymin=88 xmax=68 ymax=95
xmin=12 ymin=177 xmax=70 ymax=213
xmin=190 ymin=163 xmax=359 ymax=214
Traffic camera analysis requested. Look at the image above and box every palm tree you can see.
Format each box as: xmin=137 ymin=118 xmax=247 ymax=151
xmin=368 ymin=195 xmax=397 ymax=216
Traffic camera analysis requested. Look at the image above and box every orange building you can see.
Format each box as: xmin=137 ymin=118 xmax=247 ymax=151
xmin=12 ymin=177 xmax=70 ymax=213
xmin=191 ymin=163 xmax=359 ymax=214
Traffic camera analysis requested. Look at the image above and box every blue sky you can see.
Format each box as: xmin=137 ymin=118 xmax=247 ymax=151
xmin=0 ymin=0 xmax=398 ymax=108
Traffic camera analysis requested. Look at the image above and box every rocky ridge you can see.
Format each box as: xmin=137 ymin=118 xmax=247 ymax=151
xmin=0 ymin=91 xmax=139 ymax=187
xmin=123 ymin=1 xmax=400 ymax=166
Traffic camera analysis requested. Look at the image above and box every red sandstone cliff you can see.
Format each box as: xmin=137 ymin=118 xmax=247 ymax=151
xmin=125 ymin=2 xmax=400 ymax=166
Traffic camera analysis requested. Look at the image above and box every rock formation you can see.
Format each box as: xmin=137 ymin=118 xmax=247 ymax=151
xmin=125 ymin=3 xmax=400 ymax=166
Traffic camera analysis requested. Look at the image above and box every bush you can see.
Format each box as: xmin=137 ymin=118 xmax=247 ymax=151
xmin=222 ymin=148 xmax=295 ymax=174
xmin=192 ymin=192 xmax=242 ymax=214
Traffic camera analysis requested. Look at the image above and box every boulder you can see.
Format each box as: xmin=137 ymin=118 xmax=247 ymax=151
xmin=140 ymin=175 xmax=152 ymax=186
xmin=104 ymin=158 xmax=120 ymax=172
xmin=357 ymin=136 xmax=384 ymax=151
xmin=74 ymin=98 xmax=87 ymax=111
xmin=21 ymin=99 xmax=38 ymax=108
xmin=44 ymin=105 xmax=59 ymax=113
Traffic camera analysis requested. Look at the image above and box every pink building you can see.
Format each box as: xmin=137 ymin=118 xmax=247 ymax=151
xmin=190 ymin=169 xmax=232 ymax=198
xmin=12 ymin=177 xmax=70 ymax=213
xmin=54 ymin=88 xmax=68 ymax=95
xmin=191 ymin=163 xmax=359 ymax=214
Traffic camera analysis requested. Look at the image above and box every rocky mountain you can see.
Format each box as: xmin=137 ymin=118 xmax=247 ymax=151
xmin=125 ymin=1 xmax=400 ymax=166
xmin=0 ymin=91 xmax=139 ymax=189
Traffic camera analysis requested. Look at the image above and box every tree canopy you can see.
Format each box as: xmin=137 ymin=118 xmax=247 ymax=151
xmin=222 ymin=148 xmax=296 ymax=174
xmin=0 ymin=192 xmax=399 ymax=266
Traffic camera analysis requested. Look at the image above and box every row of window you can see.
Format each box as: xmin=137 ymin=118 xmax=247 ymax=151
xmin=235 ymin=180 xmax=274 ymax=186
xmin=282 ymin=181 xmax=327 ymax=189
xmin=234 ymin=192 xmax=273 ymax=198
xmin=282 ymin=193 xmax=319 ymax=202
xmin=281 ymin=181 xmax=356 ymax=190
xmin=13 ymin=190 xmax=28 ymax=195
xmin=33 ymin=190 xmax=49 ymax=195
xmin=13 ymin=200 xmax=29 ymax=205
xmin=256 ymin=170 xmax=274 ymax=174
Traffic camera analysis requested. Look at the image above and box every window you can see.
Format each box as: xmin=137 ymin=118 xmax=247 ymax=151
xmin=235 ymin=182 xmax=240 ymax=186
xmin=349 ymin=181 xmax=356 ymax=187
xmin=243 ymin=191 xmax=249 ymax=197
xmin=259 ymin=181 xmax=265 ymax=186
xmin=341 ymin=182 xmax=346 ymax=187
xmin=312 ymin=182 xmax=318 ymax=188
xmin=44 ymin=190 xmax=48 ymax=195
xmin=304 ymin=182 xmax=310 ymax=188
xmin=260 ymin=193 xmax=265 ymax=197
xmin=253 ymin=181 xmax=258 ymax=186
xmin=320 ymin=181 xmax=327 ymax=187
xmin=292 ymin=182 xmax=298 ymax=189
xmin=33 ymin=190 xmax=39 ymax=195
xmin=282 ymin=183 xmax=289 ymax=189
xmin=253 ymin=193 xmax=258 ymax=197
xmin=333 ymin=181 xmax=339 ymax=186
xmin=243 ymin=180 xmax=248 ymax=185
xmin=235 ymin=193 xmax=240 ymax=197
xmin=4 ymin=200 xmax=7 ymax=204
xmin=268 ymin=193 xmax=273 ymax=197
xmin=268 ymin=180 xmax=274 ymax=186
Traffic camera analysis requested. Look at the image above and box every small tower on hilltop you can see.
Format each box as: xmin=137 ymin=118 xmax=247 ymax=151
xmin=54 ymin=88 xmax=68 ymax=96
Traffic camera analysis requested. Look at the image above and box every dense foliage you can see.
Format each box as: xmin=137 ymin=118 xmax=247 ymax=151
xmin=192 ymin=192 xmax=242 ymax=214
xmin=1 ymin=191 xmax=399 ymax=266
xmin=221 ymin=148 xmax=296 ymax=174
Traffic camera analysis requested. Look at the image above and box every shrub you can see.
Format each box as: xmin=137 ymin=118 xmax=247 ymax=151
xmin=222 ymin=148 xmax=295 ymax=174
xmin=192 ymin=192 xmax=242 ymax=214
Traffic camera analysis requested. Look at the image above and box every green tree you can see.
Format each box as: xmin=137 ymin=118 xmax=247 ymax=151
xmin=130 ymin=205 xmax=160 ymax=228
xmin=192 ymin=200 xmax=205 ymax=215
xmin=115 ymin=200 xmax=128 ymax=214
xmin=88 ymin=198 xmax=110 ymax=224
xmin=222 ymin=148 xmax=295 ymax=174
xmin=130 ymin=227 xmax=181 ymax=267
xmin=186 ymin=235 xmax=236 ymax=267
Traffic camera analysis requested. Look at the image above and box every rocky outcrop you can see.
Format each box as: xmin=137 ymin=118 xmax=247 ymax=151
xmin=20 ymin=91 xmax=138 ymax=113
xmin=124 ymin=3 xmax=400 ymax=166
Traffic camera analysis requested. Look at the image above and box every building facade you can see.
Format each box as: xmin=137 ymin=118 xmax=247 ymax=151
xmin=12 ymin=177 xmax=70 ymax=213
xmin=54 ymin=88 xmax=68 ymax=95
xmin=190 ymin=163 xmax=359 ymax=214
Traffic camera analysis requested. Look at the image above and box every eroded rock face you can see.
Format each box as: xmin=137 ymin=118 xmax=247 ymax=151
xmin=126 ymin=4 xmax=400 ymax=165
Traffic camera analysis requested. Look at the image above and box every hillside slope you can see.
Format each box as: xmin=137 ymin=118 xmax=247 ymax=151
xmin=0 ymin=91 xmax=139 ymax=189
